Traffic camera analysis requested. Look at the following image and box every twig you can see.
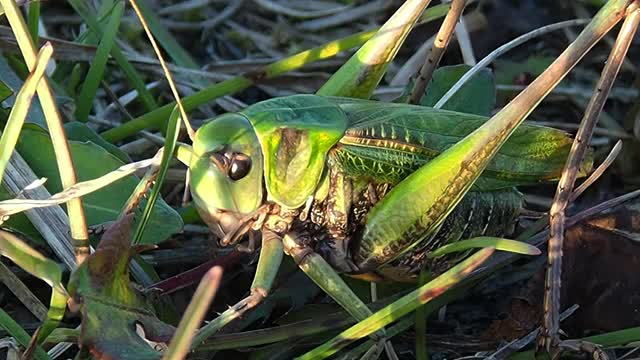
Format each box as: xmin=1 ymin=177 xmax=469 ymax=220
xmin=540 ymin=2 xmax=640 ymax=352
xmin=434 ymin=18 xmax=590 ymax=109
xmin=408 ymin=0 xmax=466 ymax=105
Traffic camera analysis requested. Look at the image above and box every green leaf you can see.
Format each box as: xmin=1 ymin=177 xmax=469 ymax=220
xmin=397 ymin=65 xmax=496 ymax=116
xmin=16 ymin=124 xmax=182 ymax=244
xmin=68 ymin=215 xmax=174 ymax=360
xmin=494 ymin=56 xmax=554 ymax=86
xmin=422 ymin=65 xmax=495 ymax=116
xmin=63 ymin=121 xmax=131 ymax=163
xmin=0 ymin=78 xmax=12 ymax=103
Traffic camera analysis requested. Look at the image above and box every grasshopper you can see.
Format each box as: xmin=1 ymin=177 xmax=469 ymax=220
xmin=177 ymin=93 xmax=587 ymax=345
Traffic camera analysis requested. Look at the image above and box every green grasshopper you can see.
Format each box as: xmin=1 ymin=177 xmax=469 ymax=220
xmin=176 ymin=93 xmax=587 ymax=343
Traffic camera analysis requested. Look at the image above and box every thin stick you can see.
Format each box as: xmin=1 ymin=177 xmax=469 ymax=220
xmin=540 ymin=3 xmax=640 ymax=352
xmin=434 ymin=19 xmax=590 ymax=109
xmin=128 ymin=0 xmax=195 ymax=141
xmin=408 ymin=0 xmax=465 ymax=105
xmin=571 ymin=140 xmax=622 ymax=202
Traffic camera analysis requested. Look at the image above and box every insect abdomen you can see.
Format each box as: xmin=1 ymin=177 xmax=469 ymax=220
xmin=353 ymin=188 xmax=523 ymax=279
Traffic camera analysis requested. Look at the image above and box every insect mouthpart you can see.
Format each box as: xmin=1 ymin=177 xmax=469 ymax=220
xmin=218 ymin=203 xmax=271 ymax=247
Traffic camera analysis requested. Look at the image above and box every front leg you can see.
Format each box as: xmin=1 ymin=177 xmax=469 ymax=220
xmin=282 ymin=231 xmax=375 ymax=324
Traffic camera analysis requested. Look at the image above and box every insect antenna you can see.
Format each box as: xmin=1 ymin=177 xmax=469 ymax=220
xmin=128 ymin=0 xmax=196 ymax=142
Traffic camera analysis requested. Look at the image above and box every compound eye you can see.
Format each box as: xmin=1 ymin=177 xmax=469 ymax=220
xmin=228 ymin=153 xmax=252 ymax=181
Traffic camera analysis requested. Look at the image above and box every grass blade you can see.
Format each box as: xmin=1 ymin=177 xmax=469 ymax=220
xmin=317 ymin=0 xmax=433 ymax=98
xmin=163 ymin=267 xmax=222 ymax=360
xmin=297 ymin=248 xmax=495 ymax=360
xmin=428 ymin=237 xmax=541 ymax=258
xmin=0 ymin=230 xmax=67 ymax=343
xmin=75 ymin=1 xmax=124 ymax=122
xmin=1 ymin=0 xmax=91 ymax=264
xmin=66 ymin=0 xmax=158 ymax=111
xmin=0 ymin=43 xmax=52 ymax=181
xmin=100 ymin=4 xmax=450 ymax=142
xmin=27 ymin=1 xmax=39 ymax=45
xmin=0 ymin=308 xmax=50 ymax=360
xmin=132 ymin=107 xmax=180 ymax=244
xmin=128 ymin=0 xmax=199 ymax=70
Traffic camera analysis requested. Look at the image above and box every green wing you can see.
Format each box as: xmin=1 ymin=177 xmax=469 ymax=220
xmin=330 ymin=99 xmax=591 ymax=191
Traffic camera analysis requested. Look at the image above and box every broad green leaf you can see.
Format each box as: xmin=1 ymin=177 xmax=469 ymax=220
xmin=63 ymin=121 xmax=131 ymax=163
xmin=68 ymin=215 xmax=174 ymax=360
xmin=16 ymin=124 xmax=182 ymax=244
xmin=0 ymin=78 xmax=12 ymax=103
xmin=421 ymin=65 xmax=495 ymax=116
xmin=494 ymin=56 xmax=554 ymax=86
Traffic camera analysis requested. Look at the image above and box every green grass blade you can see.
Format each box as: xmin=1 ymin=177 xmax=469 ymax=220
xmin=297 ymin=248 xmax=495 ymax=360
xmin=0 ymin=308 xmax=50 ymax=360
xmin=132 ymin=106 xmax=181 ymax=244
xmin=75 ymin=1 xmax=123 ymax=122
xmin=163 ymin=267 xmax=222 ymax=360
xmin=428 ymin=237 xmax=541 ymax=258
xmin=0 ymin=43 xmax=52 ymax=181
xmin=129 ymin=0 xmax=199 ymax=70
xmin=1 ymin=0 xmax=91 ymax=263
xmin=66 ymin=0 xmax=158 ymax=111
xmin=27 ymin=1 xmax=39 ymax=45
xmin=0 ymin=230 xmax=67 ymax=343
xmin=100 ymin=5 xmax=450 ymax=142
xmin=316 ymin=0 xmax=433 ymax=98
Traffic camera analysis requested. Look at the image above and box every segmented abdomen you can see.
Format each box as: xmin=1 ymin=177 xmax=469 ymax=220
xmin=375 ymin=188 xmax=523 ymax=281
